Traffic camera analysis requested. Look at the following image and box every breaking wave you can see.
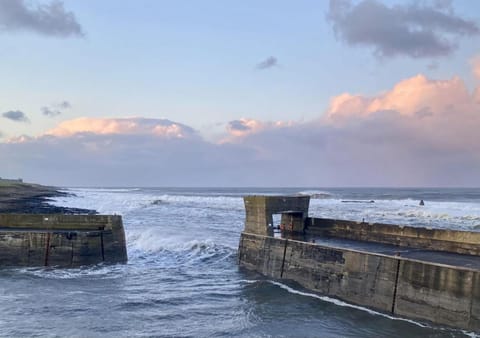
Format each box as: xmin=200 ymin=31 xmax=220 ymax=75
xmin=298 ymin=190 xmax=333 ymax=199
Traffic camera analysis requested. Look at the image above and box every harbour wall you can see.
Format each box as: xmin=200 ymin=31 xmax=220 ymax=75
xmin=239 ymin=232 xmax=480 ymax=330
xmin=238 ymin=196 xmax=480 ymax=331
xmin=307 ymin=218 xmax=480 ymax=256
xmin=0 ymin=214 xmax=127 ymax=267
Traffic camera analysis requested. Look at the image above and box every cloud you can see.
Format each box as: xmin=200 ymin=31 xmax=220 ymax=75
xmin=0 ymin=119 xmax=251 ymax=187
xmin=41 ymin=107 xmax=61 ymax=117
xmin=58 ymin=100 xmax=71 ymax=109
xmin=256 ymin=56 xmax=278 ymax=70
xmin=224 ymin=118 xmax=293 ymax=141
xmin=45 ymin=117 xmax=197 ymax=139
xmin=0 ymin=0 xmax=83 ymax=37
xmin=2 ymin=110 xmax=29 ymax=122
xmin=325 ymin=74 xmax=472 ymax=120
xmin=2 ymin=73 xmax=480 ymax=187
xmin=228 ymin=120 xmax=251 ymax=132
xmin=222 ymin=73 xmax=480 ymax=186
xmin=41 ymin=100 xmax=72 ymax=117
xmin=227 ymin=119 xmax=265 ymax=137
xmin=327 ymin=0 xmax=479 ymax=58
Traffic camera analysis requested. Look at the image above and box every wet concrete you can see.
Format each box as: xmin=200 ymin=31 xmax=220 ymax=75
xmin=302 ymin=236 xmax=480 ymax=270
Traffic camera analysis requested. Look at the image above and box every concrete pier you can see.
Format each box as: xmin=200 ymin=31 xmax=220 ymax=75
xmin=0 ymin=214 xmax=127 ymax=267
xmin=238 ymin=195 xmax=480 ymax=331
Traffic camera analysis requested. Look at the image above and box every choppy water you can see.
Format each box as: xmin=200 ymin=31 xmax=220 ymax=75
xmin=1 ymin=187 xmax=480 ymax=337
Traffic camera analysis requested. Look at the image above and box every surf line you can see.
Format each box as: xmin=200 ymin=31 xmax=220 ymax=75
xmin=268 ymin=280 xmax=430 ymax=329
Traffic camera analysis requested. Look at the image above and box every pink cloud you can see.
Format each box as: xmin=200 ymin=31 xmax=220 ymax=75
xmin=45 ymin=117 xmax=195 ymax=139
xmin=323 ymin=73 xmax=480 ymax=160
xmin=326 ymin=74 xmax=473 ymax=121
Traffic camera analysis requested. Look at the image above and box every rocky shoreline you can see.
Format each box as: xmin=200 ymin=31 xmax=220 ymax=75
xmin=0 ymin=181 xmax=95 ymax=214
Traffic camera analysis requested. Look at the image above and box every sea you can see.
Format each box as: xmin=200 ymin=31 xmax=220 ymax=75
xmin=1 ymin=187 xmax=480 ymax=337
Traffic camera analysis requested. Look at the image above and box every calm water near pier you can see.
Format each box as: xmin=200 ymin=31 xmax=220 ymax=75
xmin=1 ymin=187 xmax=480 ymax=337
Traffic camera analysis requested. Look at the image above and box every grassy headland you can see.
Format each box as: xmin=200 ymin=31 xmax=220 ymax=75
xmin=0 ymin=180 xmax=95 ymax=214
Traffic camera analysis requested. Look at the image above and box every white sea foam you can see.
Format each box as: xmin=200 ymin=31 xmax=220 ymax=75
xmin=15 ymin=264 xmax=124 ymax=280
xmin=309 ymin=197 xmax=480 ymax=230
xmin=298 ymin=190 xmax=333 ymax=199
xmin=51 ymin=189 xmax=150 ymax=215
xmin=50 ymin=188 xmax=244 ymax=216
xmin=267 ymin=280 xmax=428 ymax=327
xmin=130 ymin=231 xmax=220 ymax=253
xmin=68 ymin=188 xmax=141 ymax=192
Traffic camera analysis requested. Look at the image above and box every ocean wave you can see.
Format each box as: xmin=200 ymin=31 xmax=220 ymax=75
xmin=396 ymin=210 xmax=451 ymax=220
xmin=68 ymin=188 xmax=142 ymax=193
xmin=298 ymin=190 xmax=333 ymax=199
xmin=127 ymin=229 xmax=235 ymax=263
xmin=309 ymin=198 xmax=480 ymax=230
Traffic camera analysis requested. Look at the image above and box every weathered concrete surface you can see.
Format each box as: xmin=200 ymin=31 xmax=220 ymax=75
xmin=284 ymin=240 xmax=399 ymax=313
xmin=239 ymin=232 xmax=480 ymax=331
xmin=307 ymin=218 xmax=480 ymax=256
xmin=280 ymin=212 xmax=305 ymax=233
xmin=239 ymin=233 xmax=397 ymax=313
xmin=0 ymin=214 xmax=127 ymax=267
xmin=238 ymin=195 xmax=480 ymax=331
xmin=244 ymin=195 xmax=309 ymax=236
xmin=394 ymin=260 xmax=476 ymax=329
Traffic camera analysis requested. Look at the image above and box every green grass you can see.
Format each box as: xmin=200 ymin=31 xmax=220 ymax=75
xmin=0 ymin=180 xmax=26 ymax=188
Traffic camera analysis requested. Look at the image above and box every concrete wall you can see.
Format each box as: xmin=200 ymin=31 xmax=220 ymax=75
xmin=239 ymin=233 xmax=397 ymax=312
xmin=0 ymin=214 xmax=127 ymax=267
xmin=238 ymin=232 xmax=480 ymax=331
xmin=394 ymin=260 xmax=478 ymax=329
xmin=244 ymin=196 xmax=310 ymax=236
xmin=307 ymin=217 xmax=480 ymax=256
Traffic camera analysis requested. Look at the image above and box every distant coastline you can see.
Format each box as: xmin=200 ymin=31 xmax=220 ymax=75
xmin=0 ymin=180 xmax=95 ymax=214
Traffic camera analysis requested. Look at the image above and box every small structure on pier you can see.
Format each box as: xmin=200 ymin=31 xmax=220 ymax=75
xmin=238 ymin=195 xmax=480 ymax=332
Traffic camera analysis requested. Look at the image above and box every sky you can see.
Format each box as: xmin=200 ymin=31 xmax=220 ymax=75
xmin=1 ymin=0 xmax=480 ymax=187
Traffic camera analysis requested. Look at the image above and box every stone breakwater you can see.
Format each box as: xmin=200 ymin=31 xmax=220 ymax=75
xmin=238 ymin=195 xmax=480 ymax=332
xmin=0 ymin=181 xmax=126 ymax=267
xmin=0 ymin=214 xmax=127 ymax=267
